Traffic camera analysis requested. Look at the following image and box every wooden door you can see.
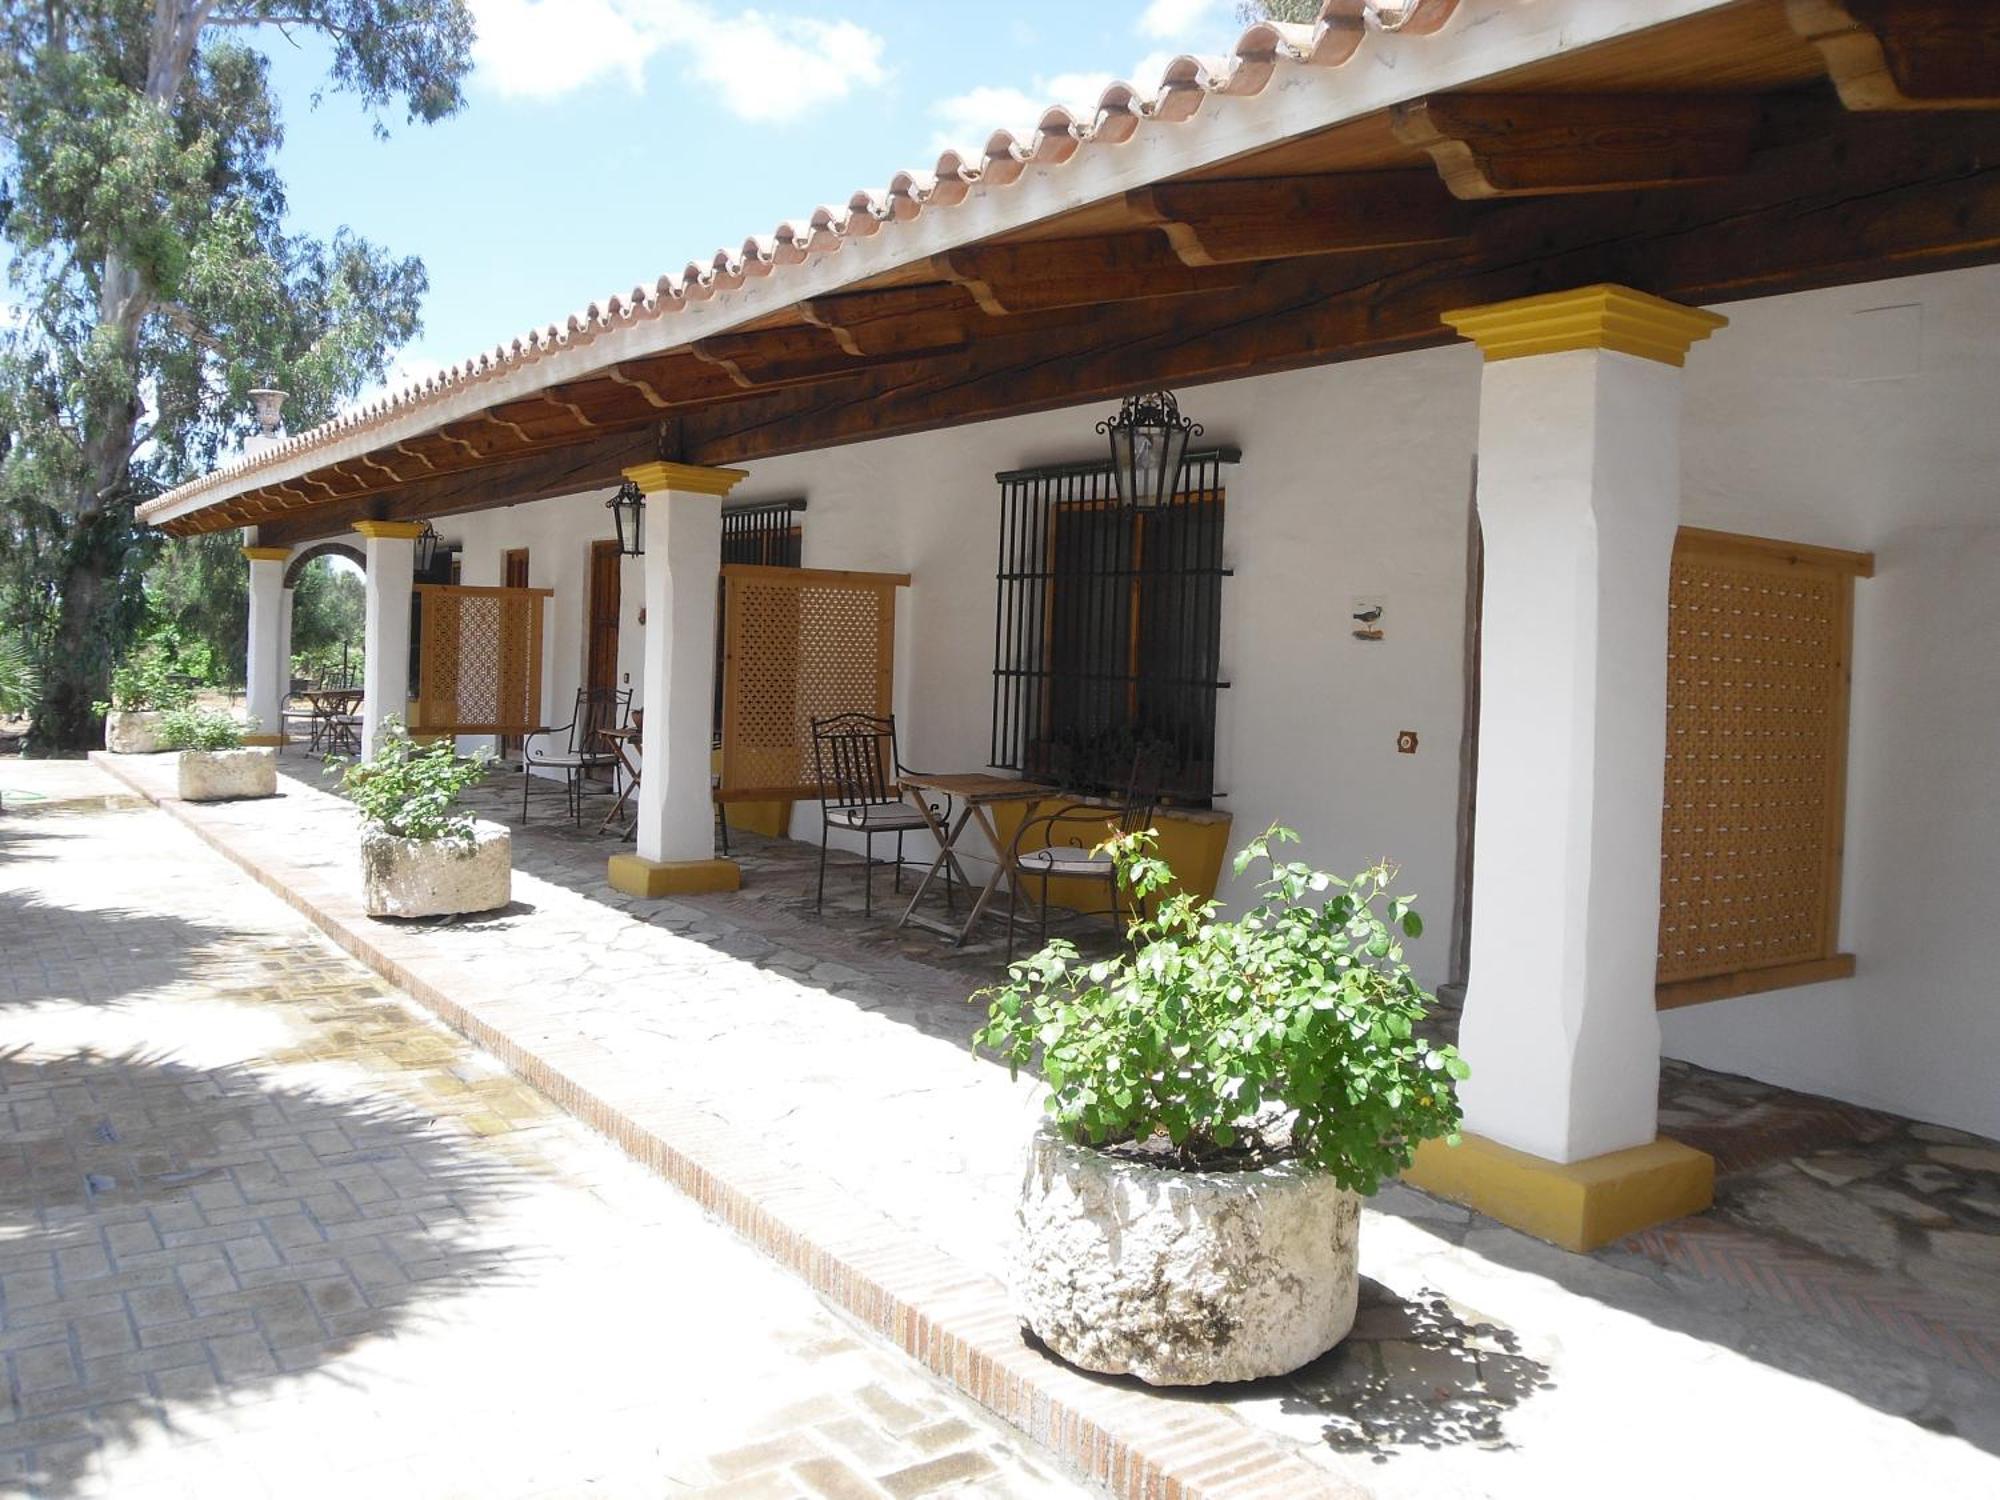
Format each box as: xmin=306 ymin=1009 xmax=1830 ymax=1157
xmin=502 ymin=550 xmax=530 ymax=753
xmin=585 ymin=541 xmax=622 ymax=778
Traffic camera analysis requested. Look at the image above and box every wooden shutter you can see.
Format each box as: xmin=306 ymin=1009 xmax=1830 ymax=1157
xmin=1656 ymin=528 xmax=1871 ymax=1008
xmin=717 ymin=564 xmax=906 ymax=801
xmin=414 ymin=584 xmax=552 ymax=735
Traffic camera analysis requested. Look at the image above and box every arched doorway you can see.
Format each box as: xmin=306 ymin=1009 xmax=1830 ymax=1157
xmin=285 ymin=544 xmax=366 ymax=692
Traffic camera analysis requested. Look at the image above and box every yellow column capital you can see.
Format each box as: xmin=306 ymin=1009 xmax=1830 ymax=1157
xmin=621 ymin=461 xmax=750 ymax=498
xmin=241 ymin=546 xmax=291 ymax=563
xmin=1442 ymin=284 xmax=1727 ymax=367
xmin=352 ymin=519 xmax=428 ymax=540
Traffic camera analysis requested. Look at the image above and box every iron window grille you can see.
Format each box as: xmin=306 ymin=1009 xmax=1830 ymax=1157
xmin=716 ymin=500 xmax=806 ymax=736
xmin=991 ymin=448 xmax=1237 ymax=806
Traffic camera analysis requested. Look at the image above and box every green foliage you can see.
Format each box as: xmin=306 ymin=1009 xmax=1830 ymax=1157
xmin=0 ymin=630 xmax=37 ymax=718
xmin=336 ymin=719 xmax=490 ymax=844
xmin=158 ymin=703 xmax=246 ymax=751
xmin=289 ymin=557 xmax=364 ymax=679
xmin=973 ymin=827 xmax=1468 ymax=1195
xmin=141 ymin=536 xmax=248 ymax=686
xmin=0 ymin=1 xmax=475 ymax=747
xmin=95 ymin=643 xmax=194 ymax=714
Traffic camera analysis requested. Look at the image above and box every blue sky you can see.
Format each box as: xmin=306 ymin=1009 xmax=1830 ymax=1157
xmin=259 ymin=0 xmax=1251 ymax=402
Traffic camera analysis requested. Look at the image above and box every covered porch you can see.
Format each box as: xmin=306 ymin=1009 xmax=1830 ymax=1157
xmin=137 ymin=0 xmax=2000 ymax=1335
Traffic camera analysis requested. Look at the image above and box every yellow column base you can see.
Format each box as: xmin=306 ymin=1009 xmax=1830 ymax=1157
xmin=242 ymin=734 xmax=286 ymax=747
xmin=1402 ymin=1132 xmax=1714 ymax=1252
xmin=607 ymin=854 xmax=742 ymax=898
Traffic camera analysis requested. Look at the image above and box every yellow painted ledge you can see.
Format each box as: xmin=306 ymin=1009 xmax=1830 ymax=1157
xmin=607 ymin=854 xmax=741 ymax=898
xmin=1402 ymin=1131 xmax=1714 ymax=1252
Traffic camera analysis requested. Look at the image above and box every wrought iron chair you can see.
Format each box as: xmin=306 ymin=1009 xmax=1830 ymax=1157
xmin=1002 ymin=747 xmax=1164 ymax=959
xmin=809 ymin=713 xmax=950 ymax=916
xmin=522 ymin=687 xmax=631 ymax=825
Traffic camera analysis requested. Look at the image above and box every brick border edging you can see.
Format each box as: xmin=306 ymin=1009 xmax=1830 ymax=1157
xmin=91 ymin=754 xmax=1361 ymax=1500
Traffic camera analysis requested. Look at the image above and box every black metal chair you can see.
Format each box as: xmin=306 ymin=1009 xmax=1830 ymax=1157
xmin=1002 ymin=747 xmax=1164 ymax=959
xmin=522 ymin=687 xmax=631 ymax=825
xmin=809 ymin=713 xmax=950 ymax=917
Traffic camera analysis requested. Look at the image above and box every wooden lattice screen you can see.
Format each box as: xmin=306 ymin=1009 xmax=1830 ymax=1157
xmin=718 ymin=564 xmax=908 ymax=801
xmin=1656 ymin=528 xmax=1869 ymax=1008
xmin=414 ymin=584 xmax=552 ymax=735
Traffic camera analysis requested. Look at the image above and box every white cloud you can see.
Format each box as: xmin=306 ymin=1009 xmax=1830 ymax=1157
xmin=1138 ymin=0 xmax=1222 ymax=41
xmin=469 ymin=0 xmax=887 ymax=122
xmin=678 ymin=11 xmax=887 ymax=126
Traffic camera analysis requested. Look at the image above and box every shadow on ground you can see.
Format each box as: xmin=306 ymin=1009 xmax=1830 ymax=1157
xmin=0 ymin=1044 xmax=521 ymax=1498
xmin=1279 ymin=1280 xmax=1553 ymax=1460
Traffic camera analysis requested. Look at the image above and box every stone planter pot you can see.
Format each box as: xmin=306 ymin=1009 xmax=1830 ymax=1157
xmin=104 ymin=710 xmax=168 ymax=755
xmin=362 ymin=820 xmax=511 ymax=919
xmin=1013 ymin=1122 xmax=1360 ymax=1386
xmin=177 ymin=747 xmax=277 ymax=802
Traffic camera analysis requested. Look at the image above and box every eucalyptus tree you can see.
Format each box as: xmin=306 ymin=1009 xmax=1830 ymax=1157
xmin=0 ymin=1 xmax=475 ymax=747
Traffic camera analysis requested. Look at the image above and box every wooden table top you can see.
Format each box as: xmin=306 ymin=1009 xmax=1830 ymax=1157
xmin=898 ymin=771 xmax=1046 ymax=803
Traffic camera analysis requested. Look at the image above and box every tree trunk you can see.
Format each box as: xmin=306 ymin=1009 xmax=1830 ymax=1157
xmin=32 ymin=9 xmax=198 ymax=750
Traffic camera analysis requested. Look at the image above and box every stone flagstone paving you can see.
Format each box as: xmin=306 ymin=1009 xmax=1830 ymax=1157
xmin=0 ymin=770 xmax=1084 ymax=1499
xmin=76 ymin=752 xmax=2000 ymax=1500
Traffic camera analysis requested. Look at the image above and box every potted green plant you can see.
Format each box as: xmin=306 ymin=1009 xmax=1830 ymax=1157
xmin=95 ymin=646 xmax=194 ymax=754
xmin=337 ymin=721 xmax=509 ymax=919
xmin=974 ymin=826 xmax=1468 ymax=1387
xmin=160 ymin=705 xmax=276 ymax=801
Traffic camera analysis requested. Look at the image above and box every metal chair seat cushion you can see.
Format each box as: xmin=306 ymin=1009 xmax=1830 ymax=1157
xmin=526 ymin=749 xmax=617 ymax=769
xmin=825 ymin=801 xmax=930 ymax=831
xmin=1016 ymin=843 xmax=1116 ymax=876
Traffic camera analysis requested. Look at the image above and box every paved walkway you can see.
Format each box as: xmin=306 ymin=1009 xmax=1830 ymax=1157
xmin=0 ymin=767 xmax=1083 ymax=1499
xmin=79 ymin=754 xmax=2000 ymax=1499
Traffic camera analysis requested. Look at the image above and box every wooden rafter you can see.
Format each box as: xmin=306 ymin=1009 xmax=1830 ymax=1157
xmin=1126 ymin=171 xmax=1469 ymax=265
xmin=934 ymin=233 xmax=1261 ymax=315
xmin=1788 ymin=0 xmax=2000 ymax=110
xmin=1391 ymin=93 xmax=1762 ymax=199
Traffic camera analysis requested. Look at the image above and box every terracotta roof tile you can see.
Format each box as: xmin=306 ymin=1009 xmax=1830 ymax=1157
xmin=138 ymin=0 xmax=1468 ymax=527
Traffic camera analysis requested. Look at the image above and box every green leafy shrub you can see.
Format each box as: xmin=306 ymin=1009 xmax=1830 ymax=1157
xmin=337 ymin=719 xmax=491 ymax=845
xmin=974 ymin=826 xmax=1467 ymax=1196
xmin=159 ymin=705 xmax=248 ymax=751
xmin=94 ymin=645 xmax=195 ymax=715
xmin=0 ymin=632 xmax=37 ymax=719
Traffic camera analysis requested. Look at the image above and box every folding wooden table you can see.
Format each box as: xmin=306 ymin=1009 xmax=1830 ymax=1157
xmin=895 ymin=771 xmax=1045 ymax=945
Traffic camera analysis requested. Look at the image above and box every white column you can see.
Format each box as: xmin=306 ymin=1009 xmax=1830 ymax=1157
xmin=355 ymin=521 xmax=421 ymax=756
xmin=608 ymin=461 xmax=747 ymax=897
xmin=242 ymin=545 xmax=290 ymax=745
xmin=1447 ymin=286 xmax=1726 ymax=1165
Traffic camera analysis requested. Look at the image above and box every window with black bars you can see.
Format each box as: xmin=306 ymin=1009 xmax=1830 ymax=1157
xmin=716 ymin=500 xmax=805 ymax=736
xmin=991 ymin=449 xmax=1235 ymax=806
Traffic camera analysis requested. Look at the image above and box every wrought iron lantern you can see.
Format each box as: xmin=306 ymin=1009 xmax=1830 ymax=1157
xmin=1098 ymin=390 xmax=1201 ymax=511
xmin=413 ymin=519 xmax=441 ymax=576
xmin=607 ymin=479 xmax=645 ymax=556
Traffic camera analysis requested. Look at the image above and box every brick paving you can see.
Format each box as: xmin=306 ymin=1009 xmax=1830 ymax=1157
xmin=0 ymin=771 xmax=1085 ymax=1499
xmin=79 ymin=752 xmax=2000 ymax=1500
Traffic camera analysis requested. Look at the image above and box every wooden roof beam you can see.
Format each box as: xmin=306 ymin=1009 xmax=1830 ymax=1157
xmin=248 ymin=425 xmax=664 ymax=549
xmin=1789 ymin=0 xmax=2000 ymax=110
xmin=679 ymin=108 xmax=2000 ymax=467
xmin=933 ymin=233 xmax=1260 ymax=315
xmin=691 ymin=323 xmax=969 ymax=389
xmin=1391 ymin=93 xmax=1760 ymax=200
xmin=797 ymin=284 xmax=983 ymax=356
xmin=1125 ymin=170 xmax=1470 ymax=266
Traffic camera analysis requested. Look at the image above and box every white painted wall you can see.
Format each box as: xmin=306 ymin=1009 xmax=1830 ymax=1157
xmin=448 ymin=491 xmax=640 ymax=758
xmin=424 ymin=262 xmax=2000 ymax=1139
xmin=719 ymin=345 xmax=1483 ymax=992
xmin=1665 ymin=267 xmax=2000 ymax=1140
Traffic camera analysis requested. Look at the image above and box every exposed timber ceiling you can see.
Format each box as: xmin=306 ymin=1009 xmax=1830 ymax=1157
xmin=144 ymin=0 xmax=2000 ymax=547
